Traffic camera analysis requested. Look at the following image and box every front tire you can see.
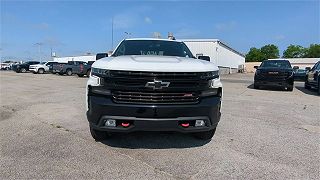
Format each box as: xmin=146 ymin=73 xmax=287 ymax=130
xmin=38 ymin=68 xmax=44 ymax=74
xmin=193 ymin=128 xmax=216 ymax=140
xmin=20 ymin=68 xmax=26 ymax=73
xmin=287 ymin=85 xmax=293 ymax=91
xmin=66 ymin=69 xmax=72 ymax=76
xmin=89 ymin=126 xmax=109 ymax=141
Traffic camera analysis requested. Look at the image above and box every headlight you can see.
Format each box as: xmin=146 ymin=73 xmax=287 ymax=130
xmin=202 ymin=71 xmax=219 ymax=79
xmin=91 ymin=68 xmax=110 ymax=77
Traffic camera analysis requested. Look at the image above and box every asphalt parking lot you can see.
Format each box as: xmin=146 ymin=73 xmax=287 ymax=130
xmin=0 ymin=71 xmax=319 ymax=179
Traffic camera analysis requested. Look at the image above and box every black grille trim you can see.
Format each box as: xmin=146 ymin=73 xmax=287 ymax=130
xmin=112 ymin=91 xmax=200 ymax=104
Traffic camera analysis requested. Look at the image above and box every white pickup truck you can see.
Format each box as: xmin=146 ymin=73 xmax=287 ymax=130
xmin=86 ymin=38 xmax=223 ymax=140
xmin=29 ymin=61 xmax=55 ymax=74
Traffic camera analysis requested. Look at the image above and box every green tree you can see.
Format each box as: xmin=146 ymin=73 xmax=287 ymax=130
xmin=260 ymin=44 xmax=279 ymax=59
xmin=245 ymin=47 xmax=265 ymax=62
xmin=283 ymin=45 xmax=307 ymax=58
xmin=305 ymin=44 xmax=320 ymax=58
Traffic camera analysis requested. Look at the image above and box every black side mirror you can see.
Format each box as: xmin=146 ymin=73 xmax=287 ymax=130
xmin=305 ymin=67 xmax=311 ymax=71
xmin=293 ymin=66 xmax=299 ymax=69
xmin=198 ymin=56 xmax=210 ymax=61
xmin=254 ymin=66 xmax=259 ymax=69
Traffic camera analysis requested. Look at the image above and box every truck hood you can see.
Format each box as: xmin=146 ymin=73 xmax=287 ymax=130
xmin=92 ymin=55 xmax=219 ymax=72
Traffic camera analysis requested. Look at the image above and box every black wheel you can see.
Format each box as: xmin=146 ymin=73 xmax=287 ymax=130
xmin=89 ymin=126 xmax=109 ymax=141
xmin=38 ymin=68 xmax=44 ymax=74
xmin=193 ymin=128 xmax=216 ymax=140
xmin=20 ymin=68 xmax=26 ymax=73
xmin=305 ymin=81 xmax=311 ymax=89
xmin=66 ymin=69 xmax=72 ymax=76
xmin=77 ymin=74 xmax=84 ymax=77
xmin=253 ymin=83 xmax=259 ymax=89
xmin=86 ymin=69 xmax=91 ymax=77
xmin=287 ymin=85 xmax=293 ymax=91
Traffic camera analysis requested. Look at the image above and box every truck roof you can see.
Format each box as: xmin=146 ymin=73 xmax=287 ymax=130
xmin=124 ymin=38 xmax=183 ymax=42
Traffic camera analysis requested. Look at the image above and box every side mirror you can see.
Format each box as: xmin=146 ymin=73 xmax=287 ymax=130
xmin=305 ymin=67 xmax=311 ymax=71
xmin=293 ymin=66 xmax=299 ymax=69
xmin=198 ymin=56 xmax=210 ymax=61
xmin=254 ymin=66 xmax=259 ymax=69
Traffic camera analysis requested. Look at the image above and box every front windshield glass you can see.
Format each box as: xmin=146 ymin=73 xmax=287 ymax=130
xmin=260 ymin=60 xmax=292 ymax=68
xmin=113 ymin=40 xmax=194 ymax=58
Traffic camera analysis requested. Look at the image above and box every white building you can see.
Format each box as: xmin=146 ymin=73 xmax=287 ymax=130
xmin=269 ymin=58 xmax=319 ymax=69
xmin=53 ymin=53 xmax=108 ymax=63
xmin=53 ymin=55 xmax=96 ymax=63
xmin=182 ymin=39 xmax=245 ymax=74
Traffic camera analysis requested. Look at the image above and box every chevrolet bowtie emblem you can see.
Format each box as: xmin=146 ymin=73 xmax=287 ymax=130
xmin=145 ymin=80 xmax=170 ymax=90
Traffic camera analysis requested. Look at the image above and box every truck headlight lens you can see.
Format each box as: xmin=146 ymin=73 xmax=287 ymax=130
xmin=91 ymin=68 xmax=110 ymax=77
xmin=202 ymin=71 xmax=219 ymax=79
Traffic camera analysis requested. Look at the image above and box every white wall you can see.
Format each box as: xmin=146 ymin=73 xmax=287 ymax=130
xmin=184 ymin=41 xmax=218 ymax=64
xmin=53 ymin=55 xmax=96 ymax=63
xmin=183 ymin=40 xmax=245 ymax=70
xmin=216 ymin=42 xmax=245 ymax=69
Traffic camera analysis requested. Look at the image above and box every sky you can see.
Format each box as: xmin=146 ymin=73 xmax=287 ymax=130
xmin=1 ymin=0 xmax=319 ymax=61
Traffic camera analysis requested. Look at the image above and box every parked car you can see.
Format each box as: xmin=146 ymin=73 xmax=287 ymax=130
xmin=86 ymin=38 xmax=222 ymax=140
xmin=74 ymin=61 xmax=95 ymax=77
xmin=0 ymin=63 xmax=11 ymax=70
xmin=293 ymin=69 xmax=307 ymax=81
xmin=254 ymin=60 xmax=294 ymax=91
xmin=11 ymin=61 xmax=40 ymax=73
xmin=52 ymin=61 xmax=86 ymax=76
xmin=305 ymin=61 xmax=320 ymax=95
xmin=47 ymin=61 xmax=59 ymax=73
xmin=29 ymin=61 xmax=56 ymax=74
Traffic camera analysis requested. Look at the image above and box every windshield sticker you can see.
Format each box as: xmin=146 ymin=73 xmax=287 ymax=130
xmin=140 ymin=51 xmax=164 ymax=56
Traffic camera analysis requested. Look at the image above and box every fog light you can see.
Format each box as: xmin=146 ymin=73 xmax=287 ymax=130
xmin=195 ymin=120 xmax=205 ymax=127
xmin=105 ymin=119 xmax=116 ymax=127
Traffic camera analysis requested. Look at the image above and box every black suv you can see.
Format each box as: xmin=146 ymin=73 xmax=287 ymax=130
xmin=305 ymin=61 xmax=320 ymax=95
xmin=12 ymin=61 xmax=40 ymax=73
xmin=254 ymin=60 xmax=294 ymax=91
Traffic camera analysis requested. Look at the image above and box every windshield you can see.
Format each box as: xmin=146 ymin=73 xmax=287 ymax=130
xmin=112 ymin=40 xmax=194 ymax=58
xmin=260 ymin=60 xmax=292 ymax=68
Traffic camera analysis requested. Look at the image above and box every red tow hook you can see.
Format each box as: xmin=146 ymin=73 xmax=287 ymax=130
xmin=121 ymin=122 xmax=130 ymax=127
xmin=181 ymin=123 xmax=190 ymax=128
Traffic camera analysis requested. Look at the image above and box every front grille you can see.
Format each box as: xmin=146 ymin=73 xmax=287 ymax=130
xmin=259 ymin=71 xmax=289 ymax=79
xmin=98 ymin=70 xmax=212 ymax=104
xmin=112 ymin=91 xmax=199 ymax=104
xmin=103 ymin=70 xmax=210 ymax=91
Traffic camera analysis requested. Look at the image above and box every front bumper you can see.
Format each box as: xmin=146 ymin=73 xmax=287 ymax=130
xmin=29 ymin=68 xmax=37 ymax=72
xmin=87 ymin=95 xmax=221 ymax=133
xmin=254 ymin=75 xmax=294 ymax=87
